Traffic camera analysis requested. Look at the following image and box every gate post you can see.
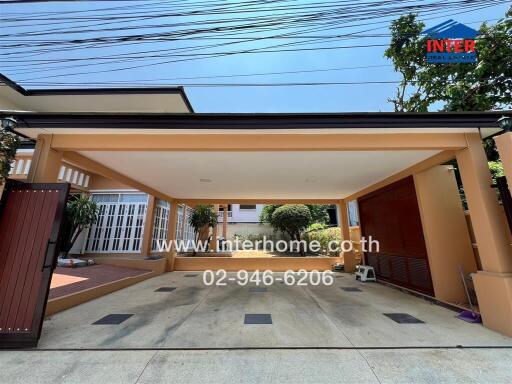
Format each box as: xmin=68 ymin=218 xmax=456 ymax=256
xmin=456 ymin=133 xmax=512 ymax=336
xmin=495 ymin=132 xmax=512 ymax=194
xmin=27 ymin=134 xmax=62 ymax=183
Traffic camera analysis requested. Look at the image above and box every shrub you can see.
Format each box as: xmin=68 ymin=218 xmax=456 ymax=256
xmin=304 ymin=227 xmax=341 ymax=256
xmin=0 ymin=127 xmax=20 ymax=183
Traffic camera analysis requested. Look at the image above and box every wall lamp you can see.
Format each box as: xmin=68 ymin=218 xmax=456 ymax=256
xmin=0 ymin=117 xmax=18 ymax=131
xmin=497 ymin=115 xmax=512 ymax=132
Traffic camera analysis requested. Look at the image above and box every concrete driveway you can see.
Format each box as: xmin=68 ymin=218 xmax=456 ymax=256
xmin=1 ymin=272 xmax=511 ymax=383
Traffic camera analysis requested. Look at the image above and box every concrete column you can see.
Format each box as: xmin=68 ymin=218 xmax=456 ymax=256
xmin=456 ymin=132 xmax=512 ymax=336
xmin=339 ymin=200 xmax=356 ymax=272
xmin=27 ymin=134 xmax=63 ymax=183
xmin=210 ymin=204 xmax=219 ymax=252
xmin=222 ymin=204 xmax=228 ymax=239
xmin=495 ymin=132 xmax=512 ymax=194
xmin=166 ymin=202 xmax=179 ymax=271
xmin=140 ymin=195 xmax=156 ymax=256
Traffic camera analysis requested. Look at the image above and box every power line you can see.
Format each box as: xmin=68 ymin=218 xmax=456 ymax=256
xmin=6 ymin=77 xmax=510 ymax=88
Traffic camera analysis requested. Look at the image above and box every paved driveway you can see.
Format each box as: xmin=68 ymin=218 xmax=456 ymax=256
xmin=1 ymin=272 xmax=511 ymax=383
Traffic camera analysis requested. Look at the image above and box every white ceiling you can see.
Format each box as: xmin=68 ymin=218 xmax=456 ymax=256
xmin=80 ymin=150 xmax=441 ymax=199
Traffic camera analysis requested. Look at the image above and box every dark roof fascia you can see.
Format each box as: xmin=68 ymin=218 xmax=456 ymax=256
xmin=0 ymin=73 xmax=194 ymax=113
xmin=2 ymin=111 xmax=509 ymax=130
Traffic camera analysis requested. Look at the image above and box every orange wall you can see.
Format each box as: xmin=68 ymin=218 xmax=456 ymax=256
xmin=174 ymin=256 xmax=341 ymax=272
xmin=88 ymin=173 xmax=133 ymax=190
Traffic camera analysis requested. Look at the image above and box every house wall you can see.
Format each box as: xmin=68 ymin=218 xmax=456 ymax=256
xmin=217 ymin=222 xmax=275 ymax=240
xmin=229 ymin=204 xmax=264 ymax=223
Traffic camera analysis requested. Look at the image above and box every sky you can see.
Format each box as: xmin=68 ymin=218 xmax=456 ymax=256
xmin=0 ymin=0 xmax=510 ymax=112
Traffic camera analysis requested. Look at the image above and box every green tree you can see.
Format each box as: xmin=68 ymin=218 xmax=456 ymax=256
xmin=385 ymin=10 xmax=512 ymax=112
xmin=189 ymin=204 xmax=218 ymax=254
xmin=385 ymin=9 xmax=511 ymax=171
xmin=61 ymin=195 xmax=99 ymax=258
xmin=271 ymin=204 xmax=312 ymax=255
xmin=0 ymin=127 xmax=20 ymax=183
xmin=260 ymin=204 xmax=329 ymax=226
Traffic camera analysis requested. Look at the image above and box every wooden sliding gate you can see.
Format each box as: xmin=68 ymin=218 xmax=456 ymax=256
xmin=0 ymin=181 xmax=69 ymax=348
xmin=359 ymin=176 xmax=434 ymax=296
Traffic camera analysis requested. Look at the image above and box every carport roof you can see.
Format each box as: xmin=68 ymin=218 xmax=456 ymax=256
xmin=3 ymin=110 xmax=509 ymax=201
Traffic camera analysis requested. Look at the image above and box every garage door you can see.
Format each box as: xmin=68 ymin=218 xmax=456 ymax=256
xmin=359 ymin=176 xmax=434 ymax=295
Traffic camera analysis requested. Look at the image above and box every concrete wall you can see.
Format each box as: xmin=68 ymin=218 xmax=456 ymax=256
xmin=216 ymin=222 xmax=276 ymax=239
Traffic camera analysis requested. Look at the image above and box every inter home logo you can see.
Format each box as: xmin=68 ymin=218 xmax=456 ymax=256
xmin=423 ymin=19 xmax=479 ymax=63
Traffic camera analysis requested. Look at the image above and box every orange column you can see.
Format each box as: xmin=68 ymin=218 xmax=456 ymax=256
xmin=140 ymin=195 xmax=156 ymax=256
xmin=165 ymin=202 xmax=179 ymax=271
xmin=495 ymin=132 xmax=512 ymax=193
xmin=456 ymin=133 xmax=512 ymax=337
xmin=27 ymin=134 xmax=63 ymax=183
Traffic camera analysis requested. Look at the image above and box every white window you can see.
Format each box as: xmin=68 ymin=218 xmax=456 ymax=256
xmin=16 ymin=159 xmax=24 ymax=175
xmin=151 ymin=200 xmax=170 ymax=251
xmin=239 ymin=204 xmax=256 ymax=210
xmin=58 ymin=166 xmax=66 ymax=180
xmin=85 ymin=193 xmax=148 ymax=253
xmin=23 ymin=159 xmax=31 ymax=175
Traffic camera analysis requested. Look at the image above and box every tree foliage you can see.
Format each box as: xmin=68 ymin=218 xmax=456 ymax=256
xmin=271 ymin=204 xmax=311 ymax=255
xmin=260 ymin=204 xmax=329 ymax=226
xmin=304 ymin=226 xmax=341 ymax=256
xmin=0 ymin=128 xmax=20 ymax=183
xmin=385 ymin=10 xmax=512 ymax=112
xmin=61 ymin=195 xmax=99 ymax=258
xmin=190 ymin=204 xmax=218 ymax=241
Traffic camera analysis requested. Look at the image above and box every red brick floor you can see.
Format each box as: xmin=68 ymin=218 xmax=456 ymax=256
xmin=49 ymin=264 xmax=148 ymax=300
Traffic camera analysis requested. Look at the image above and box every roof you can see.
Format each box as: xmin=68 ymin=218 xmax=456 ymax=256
xmin=0 ymin=73 xmax=194 ymax=113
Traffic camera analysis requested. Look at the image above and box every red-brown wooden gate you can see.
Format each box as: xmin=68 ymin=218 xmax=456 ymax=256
xmin=359 ymin=176 xmax=434 ymax=296
xmin=0 ymin=180 xmax=69 ymax=348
